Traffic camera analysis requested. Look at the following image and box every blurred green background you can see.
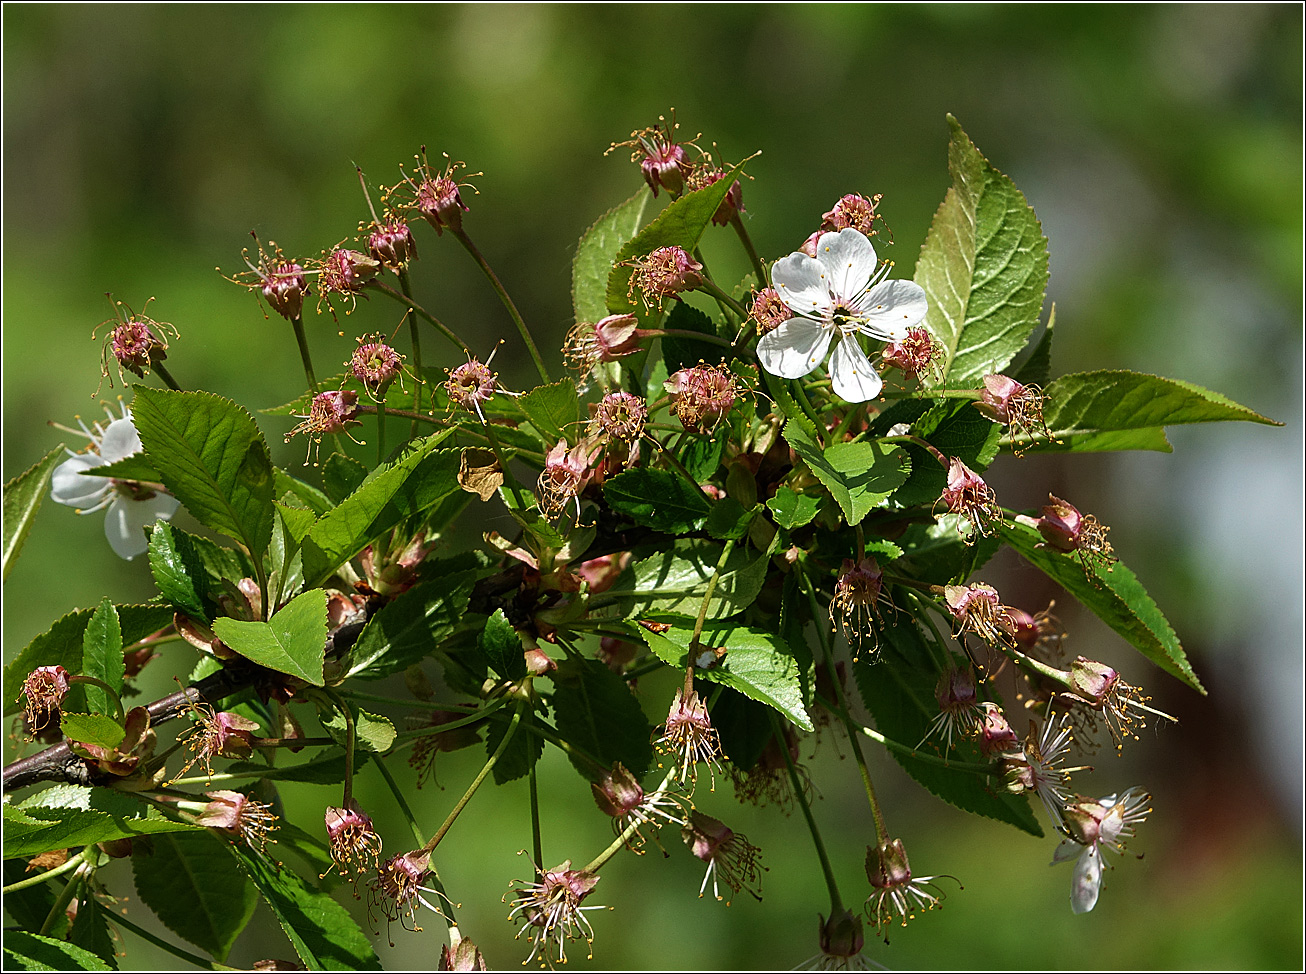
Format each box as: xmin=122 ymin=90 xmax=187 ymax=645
xmin=3 ymin=4 xmax=1301 ymax=969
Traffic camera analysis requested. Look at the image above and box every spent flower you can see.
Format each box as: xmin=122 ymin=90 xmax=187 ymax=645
xmin=608 ymin=114 xmax=698 ymax=197
xmin=821 ymin=192 xmax=887 ymax=239
xmin=665 ymin=362 xmax=738 ymax=434
xmin=286 ymin=390 xmax=363 ymax=464
xmin=681 ymin=812 xmax=765 ymax=903
xmin=974 ymin=374 xmax=1052 ymax=453
xmin=396 ymin=147 xmax=478 ymax=235
xmin=506 ymin=860 xmax=604 ymax=967
xmin=1052 ymin=787 xmax=1152 ymax=913
xmin=368 ymin=850 xmax=450 ymax=944
xmin=938 ymin=458 xmax=1003 ymax=540
xmin=197 ymin=790 xmax=279 ymax=854
xmin=21 ymin=666 xmax=70 ymax=737
xmin=654 ymin=687 xmax=723 ymax=791
xmin=624 ymin=246 xmax=703 ymax=310
xmin=757 ymin=228 xmax=927 ymax=402
xmin=349 ymin=335 xmax=405 ymax=401
xmin=864 ymin=838 xmax=952 ymax=939
xmin=829 ymin=557 xmax=886 ymax=659
xmin=322 ymin=802 xmax=384 ymax=886
xmin=93 ymin=295 xmax=179 ymax=390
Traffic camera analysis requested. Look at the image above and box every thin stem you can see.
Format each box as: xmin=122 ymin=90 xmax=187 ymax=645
xmin=481 ymin=419 xmax=529 ymax=509
xmin=851 ymin=716 xmax=997 ymax=775
xmin=643 ymin=327 xmax=735 ymax=349
xmin=289 ymin=315 xmax=319 ymax=393
xmin=527 ymin=727 xmax=544 ymax=872
xmin=695 ymin=277 xmax=749 ymax=321
xmin=878 ymin=387 xmax=980 ymax=401
xmin=367 ymin=279 xmax=470 ymax=356
xmin=685 ymin=538 xmax=736 ymax=695
xmin=113 ymin=903 xmax=235 ymax=970
xmin=153 ymin=362 xmax=183 ymax=391
xmin=423 ymin=700 xmax=525 ymax=854
xmin=398 ymin=269 xmax=423 ymax=439
xmin=375 ymin=400 xmax=387 ymax=464
xmin=3 ymin=848 xmax=91 ymax=894
xmin=451 ymin=228 xmax=550 ymax=383
xmin=730 ymin=211 xmax=769 ymax=288
xmin=323 ymin=688 xmax=356 ymax=808
xmin=646 ymin=431 xmax=702 ymax=494
xmin=375 ymin=755 xmax=426 ymax=848
xmin=39 ymin=871 xmax=83 ymax=937
xmin=800 ymin=568 xmax=888 ymax=843
xmin=772 ymin=710 xmax=844 ymax=915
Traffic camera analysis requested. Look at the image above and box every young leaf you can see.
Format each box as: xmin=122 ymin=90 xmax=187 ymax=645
xmin=59 ymin=713 xmax=126 ymax=750
xmin=639 ymin=622 xmax=813 ymax=732
xmin=149 ymin=522 xmax=209 ymax=621
xmin=3 ymin=604 xmax=174 ymax=717
xmin=80 ymin=598 xmax=123 ymax=716
xmin=131 ymin=830 xmax=258 ymax=962
xmin=346 ymin=569 xmax=478 ymax=680
xmin=915 ymin=115 xmax=1050 ymax=387
xmin=130 ymin=387 xmax=275 ymax=561
xmin=998 ymin=519 xmax=1203 ymax=692
xmin=1009 ymin=370 xmax=1283 ymax=454
xmin=322 ymin=453 xmax=368 ymax=504
xmin=230 ymin=845 xmax=382 ymax=971
xmin=3 ymin=444 xmax=63 ymax=581
xmin=319 ymin=705 xmax=396 ymax=754
xmin=783 ymin=420 xmax=910 ymax=525
xmin=603 ymin=468 xmax=712 ymax=533
xmin=625 ymin=540 xmax=767 ymax=621
xmin=551 ymin=657 xmax=653 ymax=779
xmin=68 ymin=890 xmax=118 ymax=970
xmin=479 ymin=609 xmax=524 ymax=681
xmin=766 ymin=486 xmax=822 ymax=530
xmin=212 ymin=588 xmax=327 ymax=686
xmin=274 ymin=466 xmax=333 ymax=516
xmin=299 ymin=430 xmax=458 ymax=588
xmin=855 ymin=620 xmax=1042 ymax=836
xmin=514 ymin=378 xmax=582 ymax=442
xmin=573 ymin=188 xmax=650 ymax=325
xmin=3 ymin=932 xmax=112 ymax=972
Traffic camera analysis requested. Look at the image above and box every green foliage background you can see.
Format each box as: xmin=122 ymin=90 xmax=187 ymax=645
xmin=3 ymin=5 xmax=1301 ymax=969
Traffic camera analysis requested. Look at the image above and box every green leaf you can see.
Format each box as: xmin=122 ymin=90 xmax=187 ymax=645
xmin=1012 ymin=304 xmax=1055 ymax=387
xmin=3 ymin=932 xmax=112 ymax=972
xmin=677 ymin=432 xmax=725 ymax=483
xmin=485 ymin=706 xmax=543 ymax=785
xmin=4 ymin=604 xmax=174 ymax=716
xmin=782 ymin=421 xmax=910 ymax=525
xmin=131 ymin=830 xmax=258 ymax=961
xmin=573 ymin=188 xmax=650 ymax=325
xmin=1010 ymin=370 xmax=1284 ymax=454
xmin=230 ymin=845 xmax=382 ymax=971
xmin=299 ymin=430 xmax=458 ymax=588
xmin=998 ymin=519 xmax=1202 ymax=692
xmin=661 ymin=302 xmax=720 ymax=374
xmin=603 ymin=468 xmax=712 ymax=533
xmin=766 ymin=486 xmax=822 ymax=530
xmin=212 ymin=589 xmax=327 ymax=685
xmin=3 ymin=444 xmax=63 ymax=581
xmin=69 ymin=888 xmax=117 ymax=969
xmin=626 ymin=540 xmax=768 ymax=621
xmin=887 ymin=401 xmax=1003 ymax=509
xmin=58 ymin=712 xmax=125 ymax=749
xmin=514 ymin=379 xmax=582 ymax=443
xmin=320 ymin=705 xmax=395 ymax=754
xmin=274 ymin=467 xmax=333 ymax=516
xmin=551 ymin=657 xmax=653 ymax=779
xmin=606 ymin=157 xmax=752 ymax=328
xmin=80 ymin=598 xmax=123 ymax=716
xmin=321 ymin=453 xmax=368 ymax=505
xmin=479 ymin=609 xmax=524 ymax=681
xmin=705 ymin=499 xmax=756 ymax=541
xmin=149 ymin=522 xmax=209 ymax=621
xmin=639 ymin=623 xmax=813 ymax=731
xmin=347 ymin=569 xmax=477 ymax=679
xmin=855 ymin=620 xmax=1042 ymax=835
xmin=130 ymin=387 xmax=275 ymax=561
xmin=915 ymin=115 xmax=1050 ymax=387
xmin=5 ymin=787 xmax=200 ymax=858
xmin=3 ymin=860 xmax=66 ymax=936
xmin=895 ymin=516 xmax=1000 ymax=586
xmin=711 ymin=688 xmax=775 ymax=771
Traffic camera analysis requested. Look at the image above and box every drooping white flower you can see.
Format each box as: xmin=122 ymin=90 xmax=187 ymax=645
xmin=757 ymin=228 xmax=928 ymax=402
xmin=1051 ymin=786 xmax=1152 ymax=913
xmin=50 ymin=404 xmax=178 ymax=560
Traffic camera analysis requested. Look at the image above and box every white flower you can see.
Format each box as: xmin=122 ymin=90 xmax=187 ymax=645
xmin=50 ymin=404 xmax=178 ymax=560
xmin=757 ymin=227 xmax=928 ymax=402
xmin=1051 ymin=786 xmax=1152 ymax=913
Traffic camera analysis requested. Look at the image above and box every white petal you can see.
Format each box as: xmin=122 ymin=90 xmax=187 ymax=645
xmin=828 ymin=335 xmax=883 ymax=403
xmin=772 ymin=252 xmax=835 ymax=316
xmin=50 ymin=455 xmax=110 ymax=509
xmin=1070 ymin=845 xmax=1102 ymax=914
xmin=98 ymin=418 xmax=143 ymax=464
xmin=856 ymin=279 xmax=929 ymax=341
xmin=815 ymin=228 xmax=877 ymax=300
xmin=104 ymin=493 xmax=180 ymax=560
xmin=757 ymin=317 xmax=832 ymax=380
xmin=1050 ymin=839 xmax=1081 ymax=865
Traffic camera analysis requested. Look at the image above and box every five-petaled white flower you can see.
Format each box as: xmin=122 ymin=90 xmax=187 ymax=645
xmin=1051 ymin=786 xmax=1152 ymax=914
xmin=757 ymin=227 xmax=929 ymax=402
xmin=50 ymin=404 xmax=179 ymax=560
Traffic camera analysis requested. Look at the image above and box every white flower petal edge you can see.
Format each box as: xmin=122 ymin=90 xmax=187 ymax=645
xmin=50 ymin=454 xmax=110 ymax=509
xmin=1069 ymin=845 xmax=1102 ymax=914
xmin=105 ymin=492 xmax=181 ymax=560
xmin=828 ymin=334 xmax=884 ymax=403
xmin=756 ymin=317 xmax=832 ymax=380
xmin=813 ymin=226 xmax=879 ymax=300
xmin=856 ymin=278 xmax=930 ymax=342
